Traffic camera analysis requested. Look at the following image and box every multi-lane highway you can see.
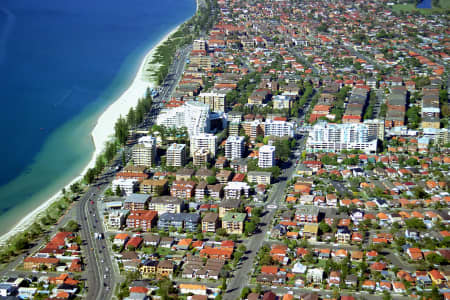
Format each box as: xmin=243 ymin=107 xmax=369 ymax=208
xmin=76 ymin=168 xmax=117 ymax=300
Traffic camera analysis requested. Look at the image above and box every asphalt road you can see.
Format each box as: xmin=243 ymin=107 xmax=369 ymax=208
xmin=77 ymin=171 xmax=116 ymax=300
xmin=224 ymin=136 xmax=306 ymax=300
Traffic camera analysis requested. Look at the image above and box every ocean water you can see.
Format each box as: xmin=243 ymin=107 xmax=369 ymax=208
xmin=417 ymin=0 xmax=432 ymax=9
xmin=0 ymin=0 xmax=195 ymax=236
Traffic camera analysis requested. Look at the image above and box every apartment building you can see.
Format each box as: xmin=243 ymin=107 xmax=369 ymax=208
xmin=224 ymin=181 xmax=250 ymax=200
xmin=157 ymin=213 xmax=200 ymax=232
xmin=190 ymin=133 xmax=217 ymax=157
xmin=258 ymin=145 xmax=276 ymax=168
xmin=264 ymin=119 xmax=295 ymax=137
xmin=132 ymin=135 xmax=157 ymax=167
xmin=170 ymin=180 xmax=196 ymax=199
xmin=421 ymin=87 xmax=440 ymax=129
xmin=364 ymin=119 xmax=385 ymax=141
xmin=139 ymin=179 xmax=168 ymax=196
xmin=126 ymin=210 xmax=158 ymax=231
xmin=202 ymin=212 xmax=219 ymax=233
xmin=107 ymin=210 xmax=128 ymax=229
xmin=112 ymin=179 xmax=139 ymax=196
xmin=225 ymin=136 xmax=245 ymax=160
xmin=272 ymin=94 xmax=292 ymax=110
xmin=306 ymin=121 xmax=377 ymax=153
xmin=193 ymin=39 xmax=207 ymax=51
xmin=157 ymin=101 xmax=210 ymax=136
xmin=294 ymin=206 xmax=319 ymax=223
xmin=193 ymin=148 xmax=209 ymax=167
xmin=222 ymin=212 xmax=246 ymax=234
xmin=197 ymin=90 xmax=227 ymax=112
xmin=247 ymin=171 xmax=272 ymax=185
xmin=148 ymin=196 xmax=184 ymax=215
xmin=124 ymin=194 xmax=150 ymax=211
xmin=166 ymin=143 xmax=187 ymax=167
xmin=242 ymin=120 xmax=264 ymax=141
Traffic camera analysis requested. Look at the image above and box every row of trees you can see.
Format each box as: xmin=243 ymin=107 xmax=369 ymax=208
xmin=363 ymin=90 xmax=377 ymax=120
xmin=115 ymin=94 xmax=153 ymax=145
xmin=84 ymin=92 xmax=153 ymax=184
xmin=126 ymin=91 xmax=153 ymax=129
xmin=292 ymin=81 xmax=313 ymax=118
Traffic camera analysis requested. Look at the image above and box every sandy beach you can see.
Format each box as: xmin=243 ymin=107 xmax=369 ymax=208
xmin=0 ymin=23 xmax=184 ymax=245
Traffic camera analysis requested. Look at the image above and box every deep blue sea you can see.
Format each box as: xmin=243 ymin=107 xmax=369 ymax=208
xmin=0 ymin=0 xmax=195 ymax=236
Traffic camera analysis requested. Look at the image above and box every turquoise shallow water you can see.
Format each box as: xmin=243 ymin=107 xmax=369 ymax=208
xmin=0 ymin=0 xmax=195 ymax=236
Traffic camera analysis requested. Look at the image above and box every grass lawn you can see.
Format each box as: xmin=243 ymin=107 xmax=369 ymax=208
xmin=156 ymin=247 xmax=174 ymax=257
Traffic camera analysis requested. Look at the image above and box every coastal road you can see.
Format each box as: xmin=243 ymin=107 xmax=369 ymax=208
xmin=76 ymin=170 xmax=117 ymax=300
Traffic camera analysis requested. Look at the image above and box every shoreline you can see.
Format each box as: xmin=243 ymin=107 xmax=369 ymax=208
xmin=0 ymin=19 xmax=190 ymax=245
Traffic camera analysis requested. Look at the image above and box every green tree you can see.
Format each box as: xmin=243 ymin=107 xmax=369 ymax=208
xmin=104 ymin=141 xmax=117 ymax=162
xmin=70 ymin=182 xmax=81 ymax=194
xmin=244 ymin=221 xmax=256 ymax=235
xmin=114 ymin=116 xmax=129 ymax=145
xmin=240 ymin=287 xmax=250 ymax=299
xmin=405 ymin=158 xmax=418 ymax=166
xmin=95 ymin=156 xmax=105 ymax=174
xmin=274 ymin=138 xmax=292 ymax=162
xmin=115 ymin=185 xmax=122 ymax=196
xmin=319 ymin=221 xmax=331 ymax=233
xmin=405 ymin=218 xmax=426 ymax=230
xmin=84 ymin=168 xmax=95 ymax=184
xmin=426 ymin=252 xmax=445 ymax=265
xmin=12 ymin=235 xmax=28 ymax=251
xmin=127 ymin=107 xmax=136 ymax=128
xmin=206 ymin=176 xmax=217 ymax=185
xmin=406 ymin=106 xmax=421 ymax=129
xmin=64 ymin=220 xmax=80 ymax=232
xmin=216 ymin=228 xmax=227 ymax=236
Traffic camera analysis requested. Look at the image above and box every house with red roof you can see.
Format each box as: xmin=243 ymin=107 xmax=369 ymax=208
xmin=126 ymin=236 xmax=143 ymax=250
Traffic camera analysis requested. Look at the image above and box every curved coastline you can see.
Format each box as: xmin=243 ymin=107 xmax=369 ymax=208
xmin=0 ymin=12 xmax=194 ymax=245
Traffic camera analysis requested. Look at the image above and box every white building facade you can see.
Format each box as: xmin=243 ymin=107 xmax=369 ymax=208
xmin=306 ymin=121 xmax=377 ymax=153
xmin=111 ymin=179 xmax=139 ymax=196
xmin=132 ymin=135 xmax=157 ymax=167
xmin=190 ymin=133 xmax=217 ymax=157
xmin=166 ymin=143 xmax=186 ymax=167
xmin=225 ymin=136 xmax=245 ymax=160
xmin=258 ymin=145 xmax=276 ymax=168
xmin=156 ymin=101 xmax=210 ymax=136
xmin=264 ymin=119 xmax=295 ymax=137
